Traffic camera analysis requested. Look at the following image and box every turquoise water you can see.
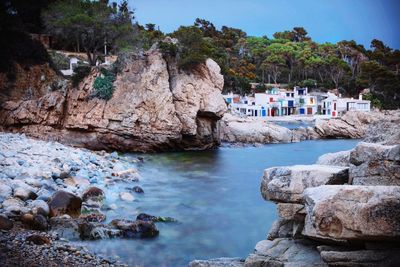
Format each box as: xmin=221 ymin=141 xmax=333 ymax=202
xmin=78 ymin=139 xmax=359 ymax=267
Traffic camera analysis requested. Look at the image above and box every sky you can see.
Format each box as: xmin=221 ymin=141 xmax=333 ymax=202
xmin=125 ymin=0 xmax=400 ymax=49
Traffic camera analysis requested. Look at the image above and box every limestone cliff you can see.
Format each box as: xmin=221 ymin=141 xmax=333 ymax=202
xmin=0 ymin=48 xmax=227 ymax=152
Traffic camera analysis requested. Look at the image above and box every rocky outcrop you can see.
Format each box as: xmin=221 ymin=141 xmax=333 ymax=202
xmin=219 ymin=114 xmax=293 ymax=144
xmin=0 ymin=47 xmax=226 ymax=152
xmin=245 ymin=238 xmax=327 ymax=266
xmin=303 ymin=185 xmax=400 ymax=242
xmin=316 ymin=150 xmax=351 ymax=167
xmin=314 ymin=110 xmax=385 ymax=139
xmin=243 ymin=140 xmax=400 ymax=266
xmin=350 ymin=142 xmax=400 ymax=186
xmin=261 ymin=165 xmax=349 ymax=203
xmin=363 ymin=110 xmax=400 ymax=145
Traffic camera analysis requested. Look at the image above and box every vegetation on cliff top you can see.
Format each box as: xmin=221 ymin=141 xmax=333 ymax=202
xmin=1 ymin=0 xmax=399 ymax=108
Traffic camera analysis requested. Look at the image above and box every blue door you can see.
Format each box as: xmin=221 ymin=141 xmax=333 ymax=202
xmin=262 ymin=109 xmax=266 ymax=117
xmin=300 ymin=108 xmax=305 ymax=115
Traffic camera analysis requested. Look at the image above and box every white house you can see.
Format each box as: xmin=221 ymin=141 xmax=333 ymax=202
xmin=60 ymin=57 xmax=79 ymax=76
xmin=322 ymin=93 xmax=371 ymax=117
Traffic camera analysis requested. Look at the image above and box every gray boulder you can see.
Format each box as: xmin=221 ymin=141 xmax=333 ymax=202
xmin=349 ymin=142 xmax=400 ymax=186
xmin=261 ymin=165 xmax=349 ymax=203
xmin=245 ymin=238 xmax=326 ymax=267
xmin=303 ymin=185 xmax=400 ymax=242
xmin=316 ymin=150 xmax=351 ymax=167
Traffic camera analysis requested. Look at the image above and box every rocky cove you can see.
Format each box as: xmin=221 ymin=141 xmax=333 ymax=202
xmin=1 ymin=46 xmax=400 ymax=267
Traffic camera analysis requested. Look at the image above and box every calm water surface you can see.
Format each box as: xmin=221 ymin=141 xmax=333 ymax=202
xmin=76 ymin=139 xmax=359 ymax=267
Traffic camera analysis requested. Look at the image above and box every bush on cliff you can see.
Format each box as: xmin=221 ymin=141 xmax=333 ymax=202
xmin=92 ymin=68 xmax=116 ymax=100
xmin=71 ymin=65 xmax=92 ymax=87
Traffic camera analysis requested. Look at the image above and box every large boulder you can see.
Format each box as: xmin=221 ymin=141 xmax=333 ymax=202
xmin=363 ymin=110 xmax=400 ymax=145
xmin=0 ymin=47 xmax=226 ymax=152
xmin=314 ymin=111 xmax=384 ymax=139
xmin=261 ymin=165 xmax=349 ymax=203
xmin=219 ymin=114 xmax=294 ymax=144
xmin=303 ymin=185 xmax=400 ymax=242
xmin=245 ymin=238 xmax=326 ymax=267
xmin=316 ymin=150 xmax=351 ymax=167
xmin=349 ymin=142 xmax=400 ymax=186
xmin=318 ymin=245 xmax=400 ymax=266
xmin=48 ymin=190 xmax=82 ymax=218
xmin=110 ymin=219 xmax=159 ymax=238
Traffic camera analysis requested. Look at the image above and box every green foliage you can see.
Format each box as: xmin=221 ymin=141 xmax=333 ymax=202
xmin=71 ymin=65 xmax=91 ymax=87
xmin=42 ymin=0 xmax=135 ymax=65
xmin=362 ymin=92 xmax=382 ymax=109
xmin=92 ymin=68 xmax=116 ymax=100
xmin=171 ymin=26 xmax=212 ymax=70
xmin=299 ymin=79 xmax=317 ymax=88
xmin=158 ymin=41 xmax=178 ymax=57
xmin=49 ymin=51 xmax=70 ymax=70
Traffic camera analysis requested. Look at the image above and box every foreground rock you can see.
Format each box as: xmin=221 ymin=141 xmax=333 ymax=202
xmin=245 ymin=238 xmax=326 ymax=266
xmin=316 ymin=150 xmax=351 ymax=167
xmin=261 ymin=165 xmax=349 ymax=203
xmin=0 ymin=227 xmax=126 ymax=266
xmin=303 ymin=185 xmax=400 ymax=242
xmin=349 ymin=142 xmax=400 ymax=186
xmin=0 ymin=46 xmax=227 ymax=152
xmin=363 ymin=110 xmax=400 ymax=145
xmin=48 ymin=190 xmax=82 ymax=218
xmin=189 ymin=258 xmax=244 ymax=267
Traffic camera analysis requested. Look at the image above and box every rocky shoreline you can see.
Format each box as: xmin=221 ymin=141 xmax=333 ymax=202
xmin=0 ymin=133 xmax=170 ymax=266
xmin=191 ymin=114 xmax=400 ymax=266
xmin=220 ymin=110 xmax=400 ymax=145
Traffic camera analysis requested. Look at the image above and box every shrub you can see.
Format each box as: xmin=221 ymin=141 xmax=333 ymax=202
xmin=71 ymin=65 xmax=92 ymax=87
xmin=49 ymin=51 xmax=70 ymax=70
xmin=92 ymin=68 xmax=116 ymax=100
xmin=158 ymin=41 xmax=178 ymax=57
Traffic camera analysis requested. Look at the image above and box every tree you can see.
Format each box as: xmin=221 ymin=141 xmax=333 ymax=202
xmin=42 ymin=0 xmax=135 ymax=66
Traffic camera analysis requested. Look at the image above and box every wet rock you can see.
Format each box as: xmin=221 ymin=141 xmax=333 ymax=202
xmin=119 ymin=192 xmax=134 ymax=202
xmin=303 ymin=185 xmax=400 ymax=242
xmin=0 ymin=214 xmax=13 ymax=230
xmin=189 ymin=257 xmax=245 ymax=267
xmin=49 ymin=216 xmax=80 ymax=240
xmin=21 ymin=213 xmax=48 ymax=230
xmin=110 ymin=219 xmax=159 ymax=238
xmin=25 ymin=234 xmax=51 ymax=245
xmin=136 ymin=213 xmax=176 ymax=223
xmin=261 ymin=165 xmax=349 ymax=203
xmin=245 ymin=238 xmax=326 ymax=266
xmin=132 ymin=186 xmax=144 ymax=193
xmin=79 ymin=221 xmax=121 ymax=240
xmin=48 ymin=191 xmax=82 ymax=218
xmin=31 ymin=214 xmax=48 ymax=230
xmin=79 ymin=213 xmax=106 ymax=223
xmin=82 ymin=187 xmax=105 ymax=202
xmin=113 ymin=169 xmax=140 ymax=182
xmin=349 ymin=142 xmax=400 ymax=186
xmin=316 ymin=150 xmax=351 ymax=167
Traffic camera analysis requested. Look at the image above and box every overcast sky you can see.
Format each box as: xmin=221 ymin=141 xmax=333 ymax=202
xmin=125 ymin=0 xmax=400 ymax=49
